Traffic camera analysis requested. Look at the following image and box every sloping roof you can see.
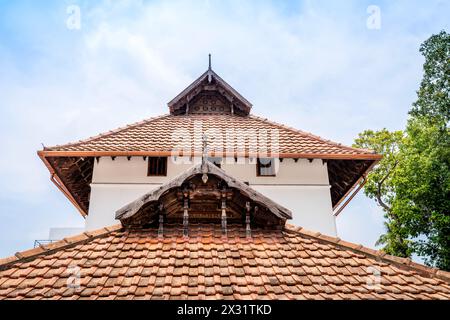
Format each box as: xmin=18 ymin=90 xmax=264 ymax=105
xmin=116 ymin=160 xmax=292 ymax=226
xmin=1 ymin=223 xmax=449 ymax=300
xmin=42 ymin=114 xmax=378 ymax=158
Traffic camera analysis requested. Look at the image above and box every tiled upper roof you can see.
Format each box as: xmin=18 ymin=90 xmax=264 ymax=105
xmin=1 ymin=223 xmax=449 ymax=300
xmin=45 ymin=114 xmax=378 ymax=158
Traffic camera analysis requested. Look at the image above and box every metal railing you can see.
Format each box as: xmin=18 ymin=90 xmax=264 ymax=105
xmin=33 ymin=240 xmax=56 ymax=248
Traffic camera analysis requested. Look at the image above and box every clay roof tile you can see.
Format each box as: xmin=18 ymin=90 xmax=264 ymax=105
xmin=1 ymin=223 xmax=449 ymax=300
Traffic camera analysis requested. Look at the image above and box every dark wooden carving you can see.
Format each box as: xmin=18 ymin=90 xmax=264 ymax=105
xmin=169 ymin=70 xmax=250 ymax=117
xmin=46 ymin=156 xmax=94 ymax=213
xmin=188 ymin=92 xmax=231 ymax=115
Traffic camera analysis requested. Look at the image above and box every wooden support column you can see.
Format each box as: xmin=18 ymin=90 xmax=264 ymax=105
xmin=158 ymin=203 xmax=164 ymax=238
xmin=183 ymin=197 xmax=189 ymax=238
xmin=221 ymin=198 xmax=227 ymax=236
xmin=158 ymin=214 xmax=164 ymax=238
xmin=245 ymin=201 xmax=251 ymax=238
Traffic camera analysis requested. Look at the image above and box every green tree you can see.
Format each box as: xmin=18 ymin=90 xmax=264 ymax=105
xmin=353 ymin=31 xmax=450 ymax=270
xmin=354 ymin=129 xmax=412 ymax=257
xmin=410 ymin=31 xmax=450 ymax=126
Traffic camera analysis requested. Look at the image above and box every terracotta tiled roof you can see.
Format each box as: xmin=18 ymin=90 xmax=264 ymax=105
xmin=1 ymin=223 xmax=449 ymax=300
xmin=44 ymin=114 xmax=378 ymax=158
xmin=38 ymin=114 xmax=381 ymax=216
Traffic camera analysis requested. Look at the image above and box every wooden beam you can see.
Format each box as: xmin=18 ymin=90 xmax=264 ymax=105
xmin=332 ymin=159 xmax=379 ymax=211
xmin=38 ymin=150 xmax=382 ymax=161
xmin=221 ymin=198 xmax=227 ymax=236
xmin=183 ymin=197 xmax=189 ymax=238
xmin=245 ymin=201 xmax=251 ymax=238
xmin=333 ymin=177 xmax=368 ymax=217
xmin=158 ymin=203 xmax=164 ymax=238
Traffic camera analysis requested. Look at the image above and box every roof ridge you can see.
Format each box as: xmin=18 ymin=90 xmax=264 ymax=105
xmin=284 ymin=223 xmax=450 ymax=283
xmin=167 ymin=70 xmax=209 ymax=106
xmin=45 ymin=114 xmax=171 ymax=151
xmin=249 ymin=114 xmax=376 ymax=155
xmin=210 ymin=70 xmax=253 ymax=107
xmin=0 ymin=225 xmax=123 ymax=271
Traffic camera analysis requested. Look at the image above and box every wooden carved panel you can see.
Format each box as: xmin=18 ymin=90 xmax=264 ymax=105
xmin=189 ymin=92 xmax=231 ymax=115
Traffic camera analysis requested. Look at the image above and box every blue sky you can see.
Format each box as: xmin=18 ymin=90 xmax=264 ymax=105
xmin=0 ymin=0 xmax=448 ymax=259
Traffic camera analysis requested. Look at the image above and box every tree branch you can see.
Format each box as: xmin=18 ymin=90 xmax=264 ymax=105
xmin=376 ymin=159 xmax=399 ymax=213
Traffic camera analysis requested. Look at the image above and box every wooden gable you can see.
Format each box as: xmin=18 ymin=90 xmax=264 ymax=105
xmin=116 ymin=161 xmax=292 ymax=229
xmin=168 ymin=68 xmax=252 ymax=116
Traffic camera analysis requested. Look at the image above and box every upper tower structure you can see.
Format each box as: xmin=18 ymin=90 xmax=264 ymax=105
xmin=37 ymin=58 xmax=381 ymax=235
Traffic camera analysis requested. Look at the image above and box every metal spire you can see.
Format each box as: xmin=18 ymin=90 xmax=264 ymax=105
xmin=208 ymin=53 xmax=212 ymax=70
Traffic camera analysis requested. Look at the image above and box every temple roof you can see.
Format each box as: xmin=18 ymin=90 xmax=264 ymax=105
xmin=37 ymin=65 xmax=381 ymax=216
xmin=1 ymin=223 xmax=449 ymax=300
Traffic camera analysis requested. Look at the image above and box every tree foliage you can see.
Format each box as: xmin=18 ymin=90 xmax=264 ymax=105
xmin=410 ymin=31 xmax=450 ymax=126
xmin=353 ymin=31 xmax=450 ymax=270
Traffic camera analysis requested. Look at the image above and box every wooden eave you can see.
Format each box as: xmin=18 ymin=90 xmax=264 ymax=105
xmin=38 ymin=150 xmax=382 ymax=160
xmin=38 ymin=149 xmax=381 ymax=218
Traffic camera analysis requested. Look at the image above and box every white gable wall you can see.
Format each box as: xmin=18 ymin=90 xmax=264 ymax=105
xmin=85 ymin=157 xmax=336 ymax=236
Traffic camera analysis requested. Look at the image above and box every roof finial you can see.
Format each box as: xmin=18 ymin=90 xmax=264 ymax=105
xmin=208 ymin=53 xmax=212 ymax=70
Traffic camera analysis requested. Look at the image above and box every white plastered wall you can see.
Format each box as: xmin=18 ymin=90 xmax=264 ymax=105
xmin=85 ymin=157 xmax=337 ymax=236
